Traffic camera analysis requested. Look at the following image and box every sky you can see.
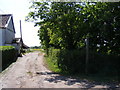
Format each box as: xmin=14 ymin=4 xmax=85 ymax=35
xmin=0 ymin=0 xmax=40 ymax=47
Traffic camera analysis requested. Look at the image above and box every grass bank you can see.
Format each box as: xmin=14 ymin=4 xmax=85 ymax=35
xmin=43 ymin=48 xmax=120 ymax=83
xmin=44 ymin=55 xmax=61 ymax=73
xmin=45 ymin=55 xmax=120 ymax=83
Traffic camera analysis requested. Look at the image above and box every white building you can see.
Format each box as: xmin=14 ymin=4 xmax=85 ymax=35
xmin=0 ymin=14 xmax=22 ymax=54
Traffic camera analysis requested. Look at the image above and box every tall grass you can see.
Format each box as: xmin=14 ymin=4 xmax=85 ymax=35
xmin=45 ymin=48 xmax=61 ymax=73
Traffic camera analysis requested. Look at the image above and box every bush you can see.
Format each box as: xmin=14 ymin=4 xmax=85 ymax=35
xmin=0 ymin=46 xmax=18 ymax=70
xmin=88 ymin=50 xmax=120 ymax=76
xmin=48 ymin=48 xmax=60 ymax=67
xmin=47 ymin=48 xmax=86 ymax=74
xmin=57 ymin=49 xmax=86 ymax=74
xmin=45 ymin=48 xmax=61 ymax=72
xmin=47 ymin=48 xmax=120 ymax=78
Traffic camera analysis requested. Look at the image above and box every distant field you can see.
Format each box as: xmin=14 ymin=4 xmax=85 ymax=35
xmin=32 ymin=49 xmax=41 ymax=51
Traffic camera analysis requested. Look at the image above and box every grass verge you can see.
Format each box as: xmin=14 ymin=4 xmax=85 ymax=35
xmin=41 ymin=48 xmax=120 ymax=84
xmin=43 ymin=55 xmax=120 ymax=84
xmin=44 ymin=55 xmax=61 ymax=73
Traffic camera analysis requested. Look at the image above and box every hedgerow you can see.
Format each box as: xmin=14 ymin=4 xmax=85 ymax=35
xmin=47 ymin=48 xmax=120 ymax=78
xmin=0 ymin=46 xmax=18 ymax=70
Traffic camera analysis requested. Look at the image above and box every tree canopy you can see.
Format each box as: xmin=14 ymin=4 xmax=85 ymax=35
xmin=26 ymin=2 xmax=120 ymax=56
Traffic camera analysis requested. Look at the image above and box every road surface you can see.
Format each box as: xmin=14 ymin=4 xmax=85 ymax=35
xmin=0 ymin=51 xmax=119 ymax=89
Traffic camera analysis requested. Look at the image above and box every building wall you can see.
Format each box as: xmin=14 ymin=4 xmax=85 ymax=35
xmin=5 ymin=17 xmax=15 ymax=44
xmin=0 ymin=29 xmax=5 ymax=46
xmin=0 ymin=17 xmax=15 ymax=45
xmin=7 ymin=16 xmax=15 ymax=33
xmin=5 ymin=29 xmax=15 ymax=44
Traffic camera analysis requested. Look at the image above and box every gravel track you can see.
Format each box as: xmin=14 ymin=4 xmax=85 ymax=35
xmin=0 ymin=51 xmax=119 ymax=89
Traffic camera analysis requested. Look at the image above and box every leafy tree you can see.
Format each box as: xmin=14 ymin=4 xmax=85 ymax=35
xmin=26 ymin=1 xmax=120 ymax=75
xmin=86 ymin=2 xmax=120 ymax=56
xmin=26 ymin=1 xmax=120 ymax=54
xmin=26 ymin=2 xmax=87 ymax=50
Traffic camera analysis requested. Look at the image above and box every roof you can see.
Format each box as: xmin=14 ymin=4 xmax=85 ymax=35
xmin=22 ymin=43 xmax=29 ymax=49
xmin=0 ymin=14 xmax=10 ymax=28
xmin=12 ymin=38 xmax=21 ymax=44
xmin=12 ymin=38 xmax=29 ymax=49
xmin=0 ymin=14 xmax=15 ymax=33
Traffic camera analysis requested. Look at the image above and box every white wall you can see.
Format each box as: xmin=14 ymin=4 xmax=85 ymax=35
xmin=0 ymin=29 xmax=5 ymax=46
xmin=0 ymin=29 xmax=2 ymax=71
xmin=0 ymin=29 xmax=5 ymax=72
xmin=0 ymin=16 xmax=15 ymax=45
xmin=7 ymin=16 xmax=15 ymax=33
xmin=5 ymin=29 xmax=15 ymax=44
xmin=5 ymin=17 xmax=15 ymax=44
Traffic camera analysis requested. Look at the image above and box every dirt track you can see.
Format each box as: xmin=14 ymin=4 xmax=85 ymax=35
xmin=0 ymin=51 xmax=119 ymax=89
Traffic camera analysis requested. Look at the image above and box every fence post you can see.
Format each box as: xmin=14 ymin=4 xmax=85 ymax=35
xmin=85 ymin=37 xmax=89 ymax=75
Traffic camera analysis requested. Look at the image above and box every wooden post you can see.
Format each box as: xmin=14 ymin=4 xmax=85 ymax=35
xmin=20 ymin=20 xmax=23 ymax=43
xmin=19 ymin=20 xmax=23 ymax=56
xmin=85 ymin=37 xmax=89 ymax=75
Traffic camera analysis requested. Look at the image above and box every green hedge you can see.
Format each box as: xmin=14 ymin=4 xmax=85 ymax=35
xmin=0 ymin=46 xmax=18 ymax=70
xmin=47 ymin=48 xmax=86 ymax=74
xmin=47 ymin=48 xmax=120 ymax=77
xmin=57 ymin=49 xmax=86 ymax=74
xmin=87 ymin=50 xmax=120 ymax=76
